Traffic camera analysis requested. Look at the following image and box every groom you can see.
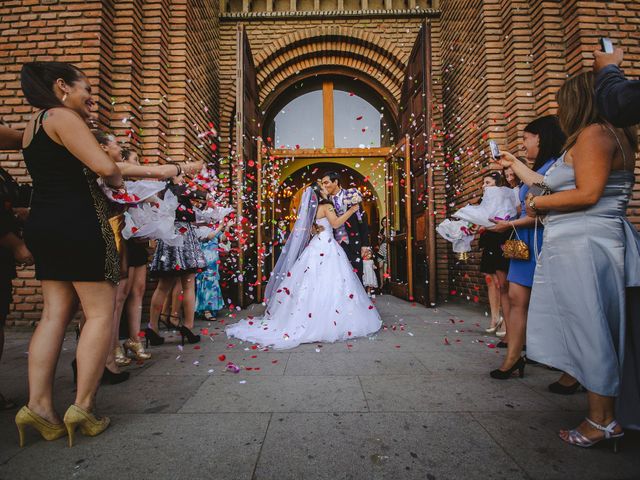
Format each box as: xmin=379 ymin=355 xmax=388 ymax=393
xmin=321 ymin=171 xmax=370 ymax=282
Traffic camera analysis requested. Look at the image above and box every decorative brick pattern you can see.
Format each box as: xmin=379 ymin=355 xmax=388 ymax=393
xmin=0 ymin=0 xmax=220 ymax=325
xmin=1 ymin=1 xmax=638 ymax=320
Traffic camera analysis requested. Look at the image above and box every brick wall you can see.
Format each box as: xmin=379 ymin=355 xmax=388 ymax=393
xmin=1 ymin=1 xmax=638 ymax=321
xmin=438 ymin=0 xmax=640 ymax=304
xmin=0 ymin=0 xmax=220 ymax=325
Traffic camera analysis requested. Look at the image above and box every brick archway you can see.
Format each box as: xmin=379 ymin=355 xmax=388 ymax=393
xmin=220 ymin=26 xmax=408 ymax=150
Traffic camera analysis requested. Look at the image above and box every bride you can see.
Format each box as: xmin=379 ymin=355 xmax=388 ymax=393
xmin=226 ymin=183 xmax=382 ymax=349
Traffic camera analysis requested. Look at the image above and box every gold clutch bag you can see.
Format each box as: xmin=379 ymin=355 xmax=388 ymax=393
xmin=502 ymin=227 xmax=530 ymax=260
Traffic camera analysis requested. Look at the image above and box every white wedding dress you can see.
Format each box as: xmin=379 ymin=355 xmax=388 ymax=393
xmin=226 ymin=217 xmax=382 ymax=349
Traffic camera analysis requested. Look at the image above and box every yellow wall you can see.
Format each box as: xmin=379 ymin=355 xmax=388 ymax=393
xmin=276 ymin=156 xmax=387 ymax=218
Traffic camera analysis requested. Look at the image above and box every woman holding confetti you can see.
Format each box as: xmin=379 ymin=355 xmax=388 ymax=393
xmin=487 ymin=116 xmax=565 ymax=380
xmin=92 ymin=132 xmax=203 ymax=378
xmin=147 ymin=175 xmax=207 ymax=346
xmin=16 ymin=61 xmax=123 ymax=446
xmin=499 ymin=72 xmax=639 ymax=447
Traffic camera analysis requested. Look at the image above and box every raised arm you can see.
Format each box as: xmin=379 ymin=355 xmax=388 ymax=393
xmin=495 ymin=152 xmax=544 ymax=186
xmin=323 ymin=203 xmax=360 ymax=229
xmin=45 ymin=108 xmax=123 ymax=187
xmin=116 ymin=160 xmax=203 ymax=180
xmin=0 ymin=125 xmax=23 ymax=150
xmin=531 ymin=125 xmax=613 ymax=214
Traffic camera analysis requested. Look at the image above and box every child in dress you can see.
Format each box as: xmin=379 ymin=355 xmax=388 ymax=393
xmin=362 ymin=248 xmax=378 ymax=296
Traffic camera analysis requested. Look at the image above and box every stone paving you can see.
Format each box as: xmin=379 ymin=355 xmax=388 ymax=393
xmin=0 ymin=295 xmax=639 ymax=479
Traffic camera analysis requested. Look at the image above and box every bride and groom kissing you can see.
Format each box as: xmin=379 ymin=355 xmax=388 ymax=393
xmin=226 ymin=171 xmax=381 ymax=349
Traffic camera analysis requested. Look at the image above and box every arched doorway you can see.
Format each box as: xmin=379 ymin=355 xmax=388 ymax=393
xmin=233 ymin=22 xmax=437 ymax=307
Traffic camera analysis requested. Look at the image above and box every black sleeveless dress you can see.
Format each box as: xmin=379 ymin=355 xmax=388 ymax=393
xmin=22 ymin=111 xmax=119 ymax=283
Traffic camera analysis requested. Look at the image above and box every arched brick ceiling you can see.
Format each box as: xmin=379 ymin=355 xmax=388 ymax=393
xmin=254 ymin=26 xmax=408 ymax=104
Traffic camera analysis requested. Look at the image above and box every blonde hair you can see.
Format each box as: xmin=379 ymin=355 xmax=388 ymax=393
xmin=557 ymin=72 xmax=637 ymax=151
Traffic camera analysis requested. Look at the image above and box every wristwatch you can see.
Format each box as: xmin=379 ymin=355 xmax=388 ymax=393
xmin=528 ymin=196 xmax=538 ymax=213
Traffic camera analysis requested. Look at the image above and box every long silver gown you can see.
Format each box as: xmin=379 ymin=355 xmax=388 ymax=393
xmin=527 ymin=151 xmax=640 ymax=430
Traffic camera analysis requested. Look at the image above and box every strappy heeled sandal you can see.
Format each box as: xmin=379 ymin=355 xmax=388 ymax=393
xmin=559 ymin=418 xmax=624 ymax=452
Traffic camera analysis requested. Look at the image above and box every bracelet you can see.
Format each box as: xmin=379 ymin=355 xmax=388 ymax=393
xmin=175 ymin=163 xmax=182 ymax=176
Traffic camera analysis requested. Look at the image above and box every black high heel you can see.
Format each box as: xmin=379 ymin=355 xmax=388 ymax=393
xmin=144 ymin=328 xmax=165 ymax=347
xmin=101 ymin=367 xmax=130 ymax=385
xmin=71 ymin=360 xmax=130 ymax=385
xmin=71 ymin=359 xmax=77 ymax=385
xmin=490 ymin=357 xmax=526 ymax=379
xmin=159 ymin=314 xmax=180 ymax=331
xmin=179 ymin=326 xmax=201 ymax=345
xmin=548 ymin=381 xmax=582 ymax=395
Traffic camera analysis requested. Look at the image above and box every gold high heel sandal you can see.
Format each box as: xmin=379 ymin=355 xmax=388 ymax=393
xmin=123 ymin=338 xmax=151 ymax=360
xmin=114 ymin=345 xmax=132 ymax=367
xmin=15 ymin=406 xmax=66 ymax=447
xmin=63 ymin=404 xmax=110 ymax=447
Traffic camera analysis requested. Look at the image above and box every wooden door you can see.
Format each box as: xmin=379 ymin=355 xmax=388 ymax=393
xmin=397 ymin=20 xmax=436 ymax=305
xmin=235 ymin=24 xmax=262 ymax=307
xmin=385 ymin=135 xmax=413 ymax=300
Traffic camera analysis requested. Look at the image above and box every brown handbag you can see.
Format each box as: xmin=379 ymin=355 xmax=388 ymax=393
xmin=502 ymin=226 xmax=530 ymax=260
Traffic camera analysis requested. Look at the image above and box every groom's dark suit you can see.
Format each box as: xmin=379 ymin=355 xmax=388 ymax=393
xmin=331 ymin=189 xmax=370 ymax=282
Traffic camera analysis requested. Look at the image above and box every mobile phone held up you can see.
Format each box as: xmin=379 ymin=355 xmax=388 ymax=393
xmin=488 ymin=140 xmax=500 ymax=160
xmin=600 ymin=37 xmax=614 ymax=54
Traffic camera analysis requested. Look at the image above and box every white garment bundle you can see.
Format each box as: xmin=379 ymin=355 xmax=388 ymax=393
xmin=123 ymin=189 xmax=183 ymax=246
xmin=436 ymin=219 xmax=474 ymax=253
xmin=453 ymin=186 xmax=518 ymax=227
xmin=98 ymin=179 xmax=167 ymax=204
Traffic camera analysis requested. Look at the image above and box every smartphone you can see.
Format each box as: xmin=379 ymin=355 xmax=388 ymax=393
xmin=600 ymin=37 xmax=614 ymax=54
xmin=488 ymin=140 xmax=500 ymax=160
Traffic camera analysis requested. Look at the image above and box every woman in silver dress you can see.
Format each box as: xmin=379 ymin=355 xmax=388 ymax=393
xmin=499 ymin=71 xmax=639 ymax=450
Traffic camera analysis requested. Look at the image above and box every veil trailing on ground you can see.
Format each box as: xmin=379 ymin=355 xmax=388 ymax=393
xmin=264 ymin=186 xmax=318 ymax=303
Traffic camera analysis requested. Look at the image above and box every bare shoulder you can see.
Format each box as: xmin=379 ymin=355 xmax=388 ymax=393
xmin=316 ymin=203 xmax=327 ymax=218
xmin=42 ymin=107 xmax=84 ymax=126
xmin=577 ymin=123 xmax=616 ymax=147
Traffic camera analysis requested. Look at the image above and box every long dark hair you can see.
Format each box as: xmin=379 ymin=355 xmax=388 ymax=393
xmin=92 ymin=129 xmax=115 ymax=146
xmin=310 ymin=183 xmax=331 ymax=205
xmin=524 ymin=115 xmax=566 ymax=172
xmin=484 ymin=171 xmax=504 ymax=187
xmin=21 ymin=61 xmax=85 ymax=109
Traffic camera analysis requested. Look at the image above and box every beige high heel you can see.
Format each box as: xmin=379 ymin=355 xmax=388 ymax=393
xmin=63 ymin=404 xmax=110 ymax=447
xmin=15 ymin=406 xmax=66 ymax=447
xmin=123 ymin=338 xmax=151 ymax=360
xmin=114 ymin=345 xmax=132 ymax=367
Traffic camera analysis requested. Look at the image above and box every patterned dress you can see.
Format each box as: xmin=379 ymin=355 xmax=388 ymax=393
xmin=195 ymin=231 xmax=224 ymax=314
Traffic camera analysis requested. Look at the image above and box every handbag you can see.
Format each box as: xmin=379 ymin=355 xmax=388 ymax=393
xmin=502 ymin=226 xmax=530 ymax=260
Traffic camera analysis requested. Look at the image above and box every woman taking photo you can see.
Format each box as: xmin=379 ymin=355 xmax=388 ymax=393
xmin=500 ymin=72 xmax=639 ymax=448
xmin=15 ymin=62 xmax=123 ymax=447
xmin=487 ymin=116 xmax=565 ymax=379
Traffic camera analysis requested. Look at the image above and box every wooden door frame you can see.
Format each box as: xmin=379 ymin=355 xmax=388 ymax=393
xmin=385 ymin=135 xmax=413 ymax=300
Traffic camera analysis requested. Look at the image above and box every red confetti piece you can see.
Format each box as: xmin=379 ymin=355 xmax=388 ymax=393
xmin=444 ymin=337 xmax=451 ymax=345
xmin=217 ymin=355 xmax=226 ymax=361
xmin=193 ymin=345 xmax=201 ymax=350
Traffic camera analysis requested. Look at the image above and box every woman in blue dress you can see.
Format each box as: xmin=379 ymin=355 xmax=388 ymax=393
xmin=487 ymin=116 xmax=565 ymax=380
xmin=499 ymin=72 xmax=639 ymax=449
xmin=195 ymin=222 xmax=226 ymax=318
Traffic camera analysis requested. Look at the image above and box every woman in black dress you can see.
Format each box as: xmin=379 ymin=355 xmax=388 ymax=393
xmin=15 ymin=62 xmax=124 ymax=447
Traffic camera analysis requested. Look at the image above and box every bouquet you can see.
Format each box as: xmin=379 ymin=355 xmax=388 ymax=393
xmin=342 ymin=188 xmax=363 ymax=206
